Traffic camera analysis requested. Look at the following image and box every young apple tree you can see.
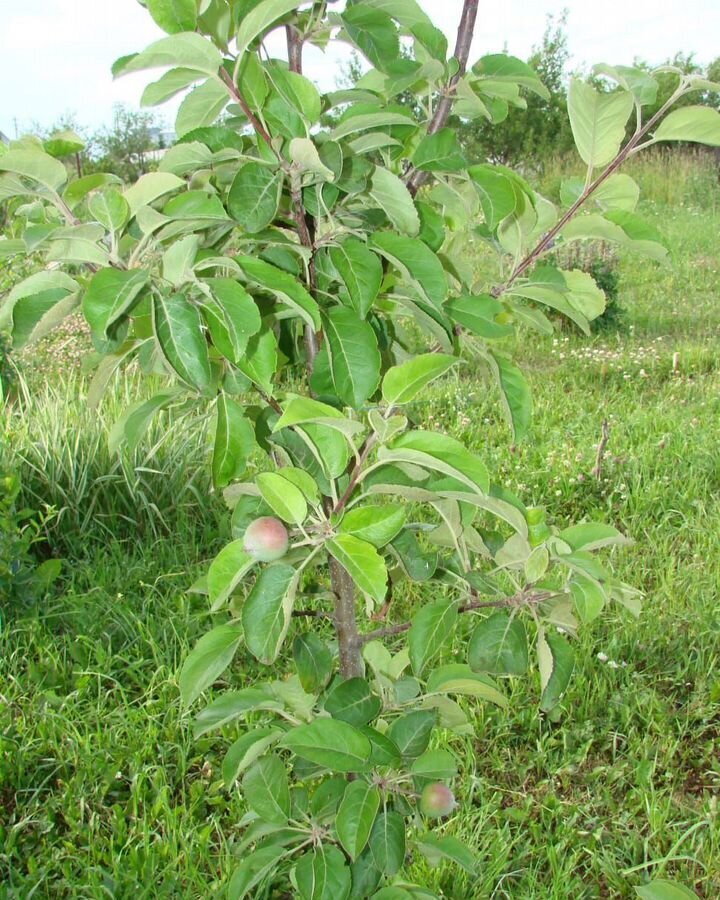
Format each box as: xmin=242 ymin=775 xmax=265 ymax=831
xmin=1 ymin=0 xmax=719 ymax=895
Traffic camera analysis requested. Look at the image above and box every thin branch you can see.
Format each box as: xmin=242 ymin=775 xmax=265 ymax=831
xmin=286 ymin=24 xmax=304 ymax=75
xmin=359 ymin=590 xmax=554 ymax=644
xmin=332 ymin=431 xmax=378 ymax=516
xmin=591 ymin=419 xmax=611 ymax=481
xmin=405 ymin=0 xmax=479 ymax=196
xmin=293 ymin=608 xmax=331 ymax=619
xmin=494 ymin=83 xmax=689 ymax=295
xmin=284 ymin=26 xmax=321 ymax=368
xmin=219 ymin=67 xmax=276 ymax=153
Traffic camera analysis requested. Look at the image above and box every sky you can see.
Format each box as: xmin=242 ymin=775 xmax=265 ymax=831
xmin=1 ymin=0 xmax=718 ymax=136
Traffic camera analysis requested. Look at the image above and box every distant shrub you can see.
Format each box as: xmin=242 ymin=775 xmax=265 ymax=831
xmin=551 ymin=242 xmax=624 ymax=331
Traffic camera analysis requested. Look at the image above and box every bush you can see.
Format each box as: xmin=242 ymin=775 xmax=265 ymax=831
xmin=551 ymin=242 xmax=624 ymax=331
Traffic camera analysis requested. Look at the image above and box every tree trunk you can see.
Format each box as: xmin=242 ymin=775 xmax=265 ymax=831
xmin=329 ymin=558 xmax=364 ymax=679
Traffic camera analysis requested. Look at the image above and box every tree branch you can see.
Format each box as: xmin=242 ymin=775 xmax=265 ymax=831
xmin=219 ymin=67 xmax=276 ymax=154
xmin=359 ymin=589 xmax=555 ymax=644
xmin=494 ymin=84 xmax=689 ymax=295
xmin=284 ymin=27 xmax=320 ymax=368
xmin=405 ymin=0 xmax=479 ymax=196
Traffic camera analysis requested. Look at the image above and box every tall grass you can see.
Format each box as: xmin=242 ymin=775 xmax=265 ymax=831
xmin=539 ymin=149 xmax=719 ymax=210
xmin=2 ymin=373 xmax=224 ymax=556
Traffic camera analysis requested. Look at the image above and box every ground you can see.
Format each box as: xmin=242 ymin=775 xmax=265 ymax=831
xmin=1 ymin=159 xmax=719 ymax=898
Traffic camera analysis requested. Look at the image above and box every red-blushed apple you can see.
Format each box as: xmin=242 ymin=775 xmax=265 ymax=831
xmin=243 ymin=516 xmax=289 ymax=562
xmin=419 ymin=783 xmax=457 ymax=818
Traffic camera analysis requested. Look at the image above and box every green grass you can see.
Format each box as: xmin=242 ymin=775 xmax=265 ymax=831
xmin=2 ymin=188 xmax=720 ymax=897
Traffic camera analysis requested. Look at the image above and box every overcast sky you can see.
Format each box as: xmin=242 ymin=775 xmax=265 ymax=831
xmin=1 ymin=0 xmax=718 ymax=136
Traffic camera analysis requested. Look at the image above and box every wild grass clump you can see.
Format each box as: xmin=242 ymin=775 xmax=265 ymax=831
xmin=2 ymin=373 xmax=225 ymax=556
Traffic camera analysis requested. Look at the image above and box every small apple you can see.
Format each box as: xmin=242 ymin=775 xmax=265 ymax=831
xmin=243 ymin=516 xmax=289 ymax=562
xmin=419 ymin=783 xmax=457 ymax=818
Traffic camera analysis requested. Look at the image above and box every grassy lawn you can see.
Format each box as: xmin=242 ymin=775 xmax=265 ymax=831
xmin=1 ymin=174 xmax=719 ymax=897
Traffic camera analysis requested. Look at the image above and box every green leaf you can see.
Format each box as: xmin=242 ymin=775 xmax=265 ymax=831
xmin=64 ymin=173 xmax=123 ymax=207
xmin=359 ymin=0 xmax=433 ymax=29
xmin=238 ymin=327 xmax=278 ymax=394
xmin=175 ymin=77 xmax=228 ymax=136
xmin=4 ymin=271 xmax=79 ymax=350
xmin=147 ymin=0 xmax=197 ymax=34
xmin=593 ymin=63 xmax=659 ymax=106
xmin=124 ymin=172 xmax=185 ymax=215
xmin=635 ymin=881 xmax=701 ymax=900
xmin=280 ymin=719 xmax=372 ymax=772
xmin=323 ymin=306 xmax=381 ymax=407
xmin=256 ymin=472 xmax=307 ymax=525
xmin=108 ymin=391 xmax=180 ymax=454
xmin=296 ymin=845 xmax=352 ymax=900
xmin=142 ymin=66 xmax=203 ymax=105
xmin=369 ymin=810 xmax=405 ymax=876
xmin=83 ymin=269 xmax=148 ymax=342
xmin=243 ymin=564 xmax=297 ymax=664
xmin=560 ymin=522 xmax=629 ymax=552
xmin=227 ymin=845 xmax=286 ymax=900
xmin=242 ymin=754 xmax=290 ymax=824
xmin=237 ymin=256 xmax=321 ymax=330
xmin=236 ymin=0 xmax=300 ymax=57
xmin=412 ymin=128 xmax=466 ymax=172
xmin=329 ymin=238 xmax=383 ymax=319
xmin=153 ymin=293 xmax=213 ymax=395
xmin=653 ymin=106 xmax=720 ymax=146
xmin=382 ymin=354 xmax=458 ymax=406
xmin=114 ymin=32 xmax=223 ymax=78
xmin=88 ymin=188 xmax=130 ymax=233
xmin=222 ymin=728 xmax=282 ymax=787
xmin=274 ymin=397 xmax=364 ymax=437
xmin=408 ymin=600 xmax=458 ymax=676
xmin=370 ymin=232 xmax=447 ymax=308
xmin=339 ymin=506 xmax=406 ymax=548
xmin=193 ymin=687 xmax=281 ymax=737
xmin=331 ymin=111 xmax=417 ymax=141
xmin=203 ymin=278 xmax=262 ymax=363
xmin=425 ymin=663 xmax=507 ymax=707
xmin=468 ymin=165 xmax=519 ymax=229
xmin=388 ymin=431 xmax=489 ymax=493
xmin=342 ymin=5 xmax=399 ymax=73
xmin=293 ymin=634 xmax=333 ymax=694
xmin=387 ymin=709 xmax=436 ymax=759
xmin=473 ymin=54 xmax=550 ymax=99
xmin=207 ymin=540 xmax=255 ymax=610
xmin=445 ymin=293 xmax=513 ymax=340
xmin=337 ymin=782 xmax=381 ymax=861
xmin=537 ymin=629 xmax=574 ymax=711
xmin=270 ymin=65 xmax=322 ymax=125
xmin=0 ymin=148 xmax=68 ymax=192
xmin=43 ymin=129 xmax=85 ymax=157
xmin=179 ymin=622 xmax=243 ymax=707
xmin=486 ymin=351 xmax=532 ymax=442
xmin=212 ymin=396 xmax=255 ymax=489
xmin=358 ymin=726 xmax=402 ymax=768
xmin=415 ymin=834 xmax=477 ymax=873
xmin=468 ymin=612 xmax=528 ymax=676
xmin=228 ymin=162 xmax=283 ymax=232
xmin=567 ymin=79 xmax=634 ymax=169
xmin=325 ymin=678 xmax=382 ymax=727
xmin=570 ymin=575 xmax=607 ymax=624
xmin=410 ymin=749 xmax=457 ymax=787
xmin=290 ymin=138 xmax=335 ymax=180
xmin=327 ymin=535 xmax=388 ymax=604
xmin=367 ymin=166 xmax=420 ymax=236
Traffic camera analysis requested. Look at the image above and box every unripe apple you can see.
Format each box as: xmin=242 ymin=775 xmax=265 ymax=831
xmin=419 ymin=783 xmax=456 ymax=818
xmin=243 ymin=516 xmax=289 ymax=562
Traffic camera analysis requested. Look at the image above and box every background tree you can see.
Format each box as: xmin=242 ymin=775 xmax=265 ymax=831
xmin=457 ymin=13 xmax=576 ymax=166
